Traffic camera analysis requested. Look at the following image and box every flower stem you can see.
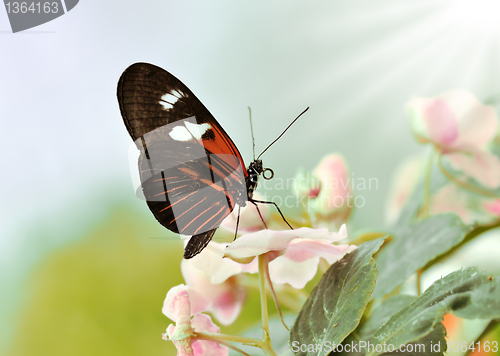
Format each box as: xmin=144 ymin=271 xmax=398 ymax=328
xmin=416 ymin=268 xmax=423 ymax=296
xmin=240 ymin=275 xmax=304 ymax=313
xmin=263 ymin=256 xmax=289 ymax=331
xmin=258 ymin=254 xmax=270 ymax=337
xmin=204 ymin=254 xmax=278 ymax=355
xmin=195 ymin=331 xmax=261 ymax=346
xmin=260 ymin=340 xmax=278 ymax=356
xmin=258 ymin=254 xmax=277 ymax=356
xmin=196 ymin=331 xmax=277 ymax=356
xmin=422 ymin=148 xmax=436 ymax=218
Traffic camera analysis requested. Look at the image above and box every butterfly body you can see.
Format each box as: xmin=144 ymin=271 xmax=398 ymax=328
xmin=118 ymin=62 xmax=265 ymax=258
xmin=245 ymin=159 xmax=263 ymax=200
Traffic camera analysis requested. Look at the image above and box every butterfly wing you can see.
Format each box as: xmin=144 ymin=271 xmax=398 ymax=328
xmin=117 ymin=63 xmax=247 ymax=258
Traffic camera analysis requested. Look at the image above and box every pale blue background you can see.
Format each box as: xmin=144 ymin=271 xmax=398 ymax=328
xmin=2 ymin=0 xmax=500 ymax=350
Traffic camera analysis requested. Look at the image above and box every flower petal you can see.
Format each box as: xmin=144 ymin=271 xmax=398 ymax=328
xmin=191 ymin=314 xmax=228 ymax=356
xmin=267 ymin=239 xmax=355 ymax=288
xmin=430 ymin=184 xmax=499 ymax=224
xmin=445 ymin=147 xmax=500 ymax=188
xmin=224 ymin=226 xmax=348 ymax=261
xmin=430 ymin=184 xmax=479 ymax=224
xmin=285 ymin=239 xmax=356 ymax=263
xmin=385 ymin=155 xmax=425 ymax=224
xmin=268 ymin=255 xmax=320 ymax=289
xmin=191 ymin=313 xmax=220 ymax=333
xmin=423 ymin=98 xmax=459 ymax=146
xmin=162 ymin=285 xmax=209 ymax=321
xmin=407 ymin=90 xmax=499 ymax=150
xmin=312 ymin=154 xmax=351 ymax=212
xmin=440 ymin=90 xmax=498 ymax=148
xmin=185 ymin=242 xmax=246 ymax=284
xmin=484 ymin=199 xmax=500 ymax=217
xmin=220 ymin=193 xmax=269 ymax=233
xmin=293 ymin=168 xmax=321 ymax=198
xmin=182 ymin=259 xmax=246 ymax=325
xmin=208 ymin=282 xmax=246 ymax=326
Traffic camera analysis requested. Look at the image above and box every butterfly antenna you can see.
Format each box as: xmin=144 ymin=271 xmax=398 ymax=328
xmin=248 ymin=107 xmax=256 ymax=160
xmin=257 ymin=107 xmax=309 ymax=160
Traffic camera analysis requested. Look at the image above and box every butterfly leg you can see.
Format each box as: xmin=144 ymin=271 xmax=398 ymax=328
xmin=250 ymin=199 xmax=293 ymax=230
xmin=251 ymin=200 xmax=268 ymax=229
xmin=234 ymin=205 xmax=241 ymax=241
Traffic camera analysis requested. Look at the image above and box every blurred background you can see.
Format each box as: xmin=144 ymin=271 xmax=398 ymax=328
xmin=1 ymin=0 xmax=500 ymax=354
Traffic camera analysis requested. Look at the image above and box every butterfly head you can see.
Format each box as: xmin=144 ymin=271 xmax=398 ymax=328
xmin=248 ymin=159 xmax=263 ymax=177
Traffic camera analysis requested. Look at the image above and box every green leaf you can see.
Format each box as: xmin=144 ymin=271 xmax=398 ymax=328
xmin=290 ymin=238 xmax=385 ymax=356
xmin=359 ymin=295 xmax=417 ymax=340
xmin=452 ymin=277 xmax=500 ymax=319
xmin=373 ymin=214 xmax=473 ymax=299
xmin=332 ymin=296 xmax=445 ymax=356
xmin=378 ymin=323 xmax=447 ymax=356
xmin=368 ymin=267 xmax=496 ymax=356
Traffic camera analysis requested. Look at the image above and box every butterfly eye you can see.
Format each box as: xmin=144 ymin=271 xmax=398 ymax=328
xmin=263 ymin=168 xmax=274 ymax=180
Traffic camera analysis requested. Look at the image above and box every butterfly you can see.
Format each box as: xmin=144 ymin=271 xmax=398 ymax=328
xmin=117 ymin=63 xmax=305 ymax=259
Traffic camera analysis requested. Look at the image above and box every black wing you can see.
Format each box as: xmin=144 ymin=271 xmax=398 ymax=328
xmin=117 ymin=63 xmax=248 ymax=258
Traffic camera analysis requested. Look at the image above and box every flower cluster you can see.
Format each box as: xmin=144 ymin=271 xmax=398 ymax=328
xmin=389 ymin=89 xmax=500 ymax=224
xmin=160 ymin=89 xmax=500 ymax=356
xmin=163 ymin=207 xmax=354 ymax=354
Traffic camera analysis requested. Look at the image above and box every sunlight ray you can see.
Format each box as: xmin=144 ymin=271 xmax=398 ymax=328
xmin=414 ymin=32 xmax=473 ymax=95
xmin=459 ymin=33 xmax=498 ymax=91
xmin=314 ymin=0 xmax=440 ymax=32
xmin=314 ymin=30 xmax=461 ymax=125
xmin=313 ymin=13 xmax=463 ymax=96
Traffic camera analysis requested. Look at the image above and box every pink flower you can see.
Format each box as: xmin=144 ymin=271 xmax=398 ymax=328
xmin=162 ymin=285 xmax=209 ymax=320
xmin=294 ymin=154 xmax=353 ymax=229
xmin=295 ymin=155 xmax=352 ymax=213
xmin=407 ymin=89 xmax=500 ymax=188
xmin=162 ymin=285 xmax=227 ymax=356
xmin=220 ymin=193 xmax=269 ymax=234
xmin=484 ymin=199 xmax=500 ymax=216
xmin=313 ymin=154 xmax=351 ymax=211
xmin=223 ymin=226 xmax=356 ymax=289
xmin=385 ymin=155 xmax=425 ymax=224
xmin=181 ymin=243 xmax=249 ymax=325
xmin=293 ymin=168 xmax=321 ymax=198
xmin=429 ymin=184 xmax=497 ymax=224
xmin=386 ymin=156 xmax=500 ymax=225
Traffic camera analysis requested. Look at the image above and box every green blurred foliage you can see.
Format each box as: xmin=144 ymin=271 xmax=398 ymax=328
xmin=5 ymin=203 xmax=276 ymax=356
xmin=6 ymin=206 xmax=184 ymax=356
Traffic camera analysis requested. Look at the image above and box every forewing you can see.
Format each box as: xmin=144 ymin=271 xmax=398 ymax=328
xmin=117 ymin=62 xmax=246 ymax=174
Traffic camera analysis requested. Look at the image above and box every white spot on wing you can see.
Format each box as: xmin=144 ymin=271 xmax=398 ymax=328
xmin=171 ymin=89 xmax=183 ymax=98
xmin=185 ymin=122 xmax=211 ymax=139
xmin=159 ymin=89 xmax=185 ymax=111
xmin=169 ymin=126 xmax=192 ymax=141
